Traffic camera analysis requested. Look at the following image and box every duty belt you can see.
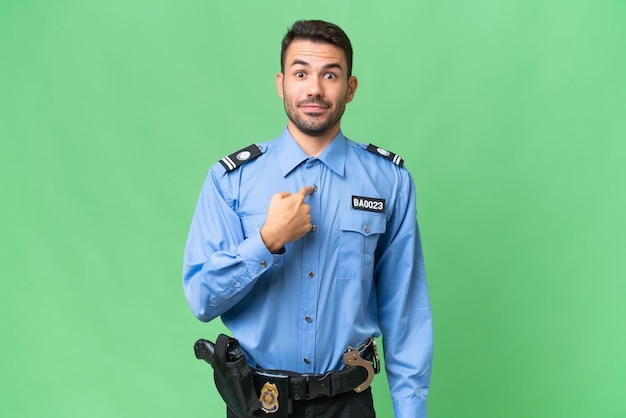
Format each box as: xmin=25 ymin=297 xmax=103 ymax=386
xmin=193 ymin=335 xmax=380 ymax=417
xmin=253 ymin=337 xmax=380 ymax=415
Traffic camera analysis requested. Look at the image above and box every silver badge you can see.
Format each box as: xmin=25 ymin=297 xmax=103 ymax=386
xmin=236 ymin=151 xmax=251 ymax=161
xmin=376 ymin=148 xmax=390 ymax=157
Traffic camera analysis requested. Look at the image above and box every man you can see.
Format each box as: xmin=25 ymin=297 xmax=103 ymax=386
xmin=183 ymin=20 xmax=433 ymax=418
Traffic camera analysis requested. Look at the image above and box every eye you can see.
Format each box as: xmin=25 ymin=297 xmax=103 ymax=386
xmin=324 ymin=73 xmax=337 ymax=80
xmin=295 ymin=71 xmax=306 ymax=78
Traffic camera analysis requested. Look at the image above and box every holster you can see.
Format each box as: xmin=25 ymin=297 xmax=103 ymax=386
xmin=211 ymin=334 xmax=260 ymax=418
xmin=195 ymin=335 xmax=377 ymax=418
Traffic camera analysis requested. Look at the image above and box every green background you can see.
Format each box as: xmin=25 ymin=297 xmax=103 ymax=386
xmin=1 ymin=1 xmax=625 ymax=417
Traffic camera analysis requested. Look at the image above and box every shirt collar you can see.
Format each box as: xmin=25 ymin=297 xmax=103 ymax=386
xmin=276 ymin=127 xmax=347 ymax=177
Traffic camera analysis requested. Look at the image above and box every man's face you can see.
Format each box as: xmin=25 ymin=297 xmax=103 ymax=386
xmin=277 ymin=40 xmax=357 ymax=138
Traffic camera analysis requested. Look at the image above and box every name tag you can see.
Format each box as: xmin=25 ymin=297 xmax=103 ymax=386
xmin=351 ymin=196 xmax=386 ymax=213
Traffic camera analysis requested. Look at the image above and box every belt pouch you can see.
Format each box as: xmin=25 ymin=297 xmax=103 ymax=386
xmin=213 ymin=334 xmax=260 ymax=418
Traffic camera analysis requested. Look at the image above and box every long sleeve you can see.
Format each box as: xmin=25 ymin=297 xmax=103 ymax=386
xmin=182 ymin=167 xmax=279 ymax=322
xmin=375 ymin=172 xmax=433 ymax=418
xmin=182 ymin=132 xmax=433 ymax=412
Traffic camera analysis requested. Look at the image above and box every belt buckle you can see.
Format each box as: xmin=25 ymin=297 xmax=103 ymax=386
xmin=305 ymin=372 xmax=332 ymax=399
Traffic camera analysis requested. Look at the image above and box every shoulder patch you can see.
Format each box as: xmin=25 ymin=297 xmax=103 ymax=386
xmin=219 ymin=144 xmax=262 ymax=172
xmin=366 ymin=144 xmax=404 ymax=167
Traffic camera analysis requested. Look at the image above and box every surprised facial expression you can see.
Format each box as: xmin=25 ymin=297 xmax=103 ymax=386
xmin=277 ymin=40 xmax=358 ymax=138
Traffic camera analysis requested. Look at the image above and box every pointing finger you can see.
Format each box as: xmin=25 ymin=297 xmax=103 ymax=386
xmin=274 ymin=191 xmax=292 ymax=199
xmin=296 ymin=186 xmax=315 ymax=197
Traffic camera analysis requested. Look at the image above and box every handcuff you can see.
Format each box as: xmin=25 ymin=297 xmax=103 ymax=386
xmin=342 ymin=337 xmax=381 ymax=393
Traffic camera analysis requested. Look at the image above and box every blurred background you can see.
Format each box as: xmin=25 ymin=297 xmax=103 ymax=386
xmin=1 ymin=0 xmax=624 ymax=417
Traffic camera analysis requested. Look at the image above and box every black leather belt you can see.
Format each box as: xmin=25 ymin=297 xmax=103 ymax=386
xmin=254 ymin=365 xmax=369 ymax=401
xmin=252 ymin=338 xmax=379 ymax=406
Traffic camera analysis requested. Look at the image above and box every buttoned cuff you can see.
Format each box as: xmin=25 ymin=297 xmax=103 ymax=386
xmin=392 ymin=397 xmax=427 ymax=418
xmin=238 ymin=231 xmax=276 ymax=277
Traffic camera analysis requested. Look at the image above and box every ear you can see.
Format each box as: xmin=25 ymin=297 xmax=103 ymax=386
xmin=346 ymin=76 xmax=358 ymax=103
xmin=276 ymin=72 xmax=284 ymax=98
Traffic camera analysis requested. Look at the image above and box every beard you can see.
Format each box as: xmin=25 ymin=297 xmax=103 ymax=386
xmin=283 ymin=94 xmax=347 ymax=137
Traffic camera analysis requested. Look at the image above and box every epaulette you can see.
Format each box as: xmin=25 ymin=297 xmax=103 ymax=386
xmin=218 ymin=144 xmax=263 ymax=172
xmin=366 ymin=144 xmax=404 ymax=167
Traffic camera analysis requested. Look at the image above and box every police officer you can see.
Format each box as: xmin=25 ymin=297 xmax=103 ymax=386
xmin=183 ymin=20 xmax=433 ymax=418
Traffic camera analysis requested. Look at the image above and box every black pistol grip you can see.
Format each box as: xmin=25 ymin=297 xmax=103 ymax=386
xmin=194 ymin=339 xmax=216 ymax=365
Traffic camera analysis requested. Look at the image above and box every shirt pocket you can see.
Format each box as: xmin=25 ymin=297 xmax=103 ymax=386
xmin=338 ymin=211 xmax=387 ymax=280
xmin=240 ymin=213 xmax=284 ymax=284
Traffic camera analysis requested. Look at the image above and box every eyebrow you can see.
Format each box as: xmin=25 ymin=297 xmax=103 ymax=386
xmin=290 ymin=60 xmax=344 ymax=72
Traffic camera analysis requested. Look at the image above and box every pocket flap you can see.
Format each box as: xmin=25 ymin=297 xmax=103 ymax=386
xmin=340 ymin=211 xmax=386 ymax=236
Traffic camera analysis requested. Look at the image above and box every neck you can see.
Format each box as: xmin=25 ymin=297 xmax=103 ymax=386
xmin=287 ymin=123 xmax=340 ymax=156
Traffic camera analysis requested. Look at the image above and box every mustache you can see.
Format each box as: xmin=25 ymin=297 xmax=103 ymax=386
xmin=297 ymin=98 xmax=331 ymax=108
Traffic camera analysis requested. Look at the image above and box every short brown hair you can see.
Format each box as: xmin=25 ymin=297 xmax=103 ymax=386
xmin=281 ymin=20 xmax=354 ymax=77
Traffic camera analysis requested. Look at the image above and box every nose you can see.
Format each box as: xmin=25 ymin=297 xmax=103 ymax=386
xmin=306 ymin=76 xmax=323 ymax=97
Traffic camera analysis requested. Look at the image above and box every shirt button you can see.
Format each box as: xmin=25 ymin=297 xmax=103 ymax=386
xmin=303 ymin=358 xmax=310 ymax=364
xmin=364 ymin=225 xmax=370 ymax=233
xmin=311 ymin=224 xmax=316 ymax=232
xmin=308 ymin=272 xmax=315 ymax=278
xmin=305 ymin=316 xmax=312 ymax=323
xmin=313 ymin=185 xmax=318 ymax=192
xmin=260 ymin=261 xmax=268 ymax=267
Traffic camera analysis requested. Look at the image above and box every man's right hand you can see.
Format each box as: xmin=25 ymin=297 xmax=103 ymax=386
xmin=260 ymin=186 xmax=314 ymax=253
